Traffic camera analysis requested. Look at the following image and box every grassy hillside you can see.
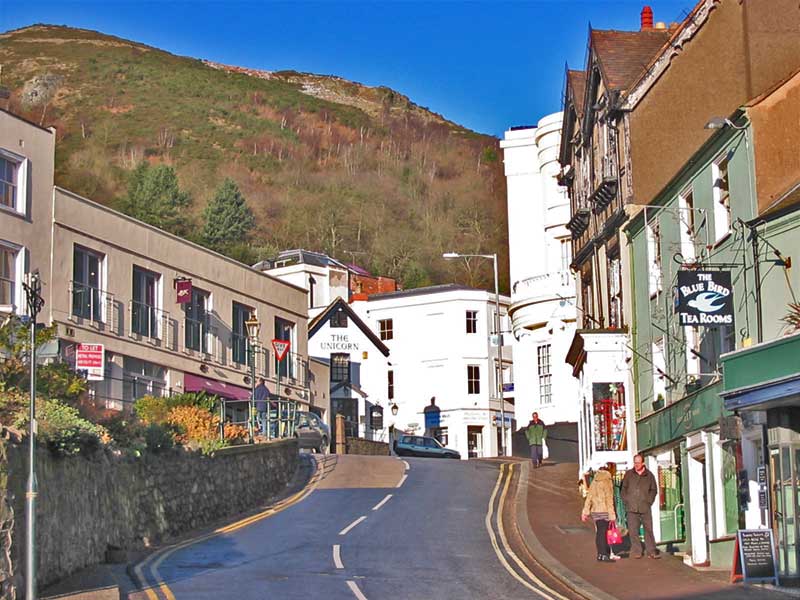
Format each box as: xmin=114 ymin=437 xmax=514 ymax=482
xmin=0 ymin=24 xmax=508 ymax=290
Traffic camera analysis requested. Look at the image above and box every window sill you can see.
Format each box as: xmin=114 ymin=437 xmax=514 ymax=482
xmin=712 ymin=231 xmax=732 ymax=249
xmin=0 ymin=204 xmax=28 ymax=220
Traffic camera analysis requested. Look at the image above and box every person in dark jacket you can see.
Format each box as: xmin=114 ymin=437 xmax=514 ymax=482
xmin=524 ymin=413 xmax=547 ymax=468
xmin=621 ymin=453 xmax=660 ymax=559
xmin=254 ymin=378 xmax=269 ymax=436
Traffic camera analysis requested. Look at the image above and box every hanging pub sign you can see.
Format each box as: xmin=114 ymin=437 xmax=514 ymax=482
xmin=370 ymin=405 xmax=384 ymax=430
xmin=675 ymin=270 xmax=734 ymax=327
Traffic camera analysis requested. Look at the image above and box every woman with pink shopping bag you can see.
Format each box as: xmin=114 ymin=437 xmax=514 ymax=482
xmin=581 ymin=462 xmax=619 ymax=563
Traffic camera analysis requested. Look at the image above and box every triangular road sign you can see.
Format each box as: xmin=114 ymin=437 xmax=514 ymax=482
xmin=272 ymin=339 xmax=290 ymax=361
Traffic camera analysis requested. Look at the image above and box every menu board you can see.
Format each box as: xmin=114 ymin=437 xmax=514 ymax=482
xmin=731 ymin=529 xmax=778 ymax=584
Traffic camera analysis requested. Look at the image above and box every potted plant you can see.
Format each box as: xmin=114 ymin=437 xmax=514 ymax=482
xmin=782 ymin=303 xmax=800 ymax=333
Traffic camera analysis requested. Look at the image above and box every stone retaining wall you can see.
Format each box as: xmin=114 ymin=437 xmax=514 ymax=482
xmin=1 ymin=438 xmax=298 ymax=597
xmin=346 ymin=437 xmax=389 ymax=456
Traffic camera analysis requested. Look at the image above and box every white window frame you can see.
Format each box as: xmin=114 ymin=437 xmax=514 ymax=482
xmin=652 ymin=338 xmax=667 ymax=404
xmin=646 ymin=220 xmax=663 ymax=297
xmin=0 ymin=241 xmax=25 ymax=313
xmin=0 ymin=148 xmax=28 ymax=217
xmin=712 ymin=156 xmax=731 ymax=243
xmin=537 ymin=344 xmax=552 ymax=405
xmin=72 ymin=245 xmax=108 ymax=323
xmin=678 ymin=186 xmax=696 ymax=263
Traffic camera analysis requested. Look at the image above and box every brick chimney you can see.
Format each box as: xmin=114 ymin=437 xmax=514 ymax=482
xmin=641 ymin=6 xmax=654 ymax=30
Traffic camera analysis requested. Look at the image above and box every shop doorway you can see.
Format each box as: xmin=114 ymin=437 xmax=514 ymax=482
xmin=687 ymin=448 xmax=710 ymax=565
xmin=467 ymin=426 xmax=483 ymax=458
xmin=770 ymin=444 xmax=800 ymax=579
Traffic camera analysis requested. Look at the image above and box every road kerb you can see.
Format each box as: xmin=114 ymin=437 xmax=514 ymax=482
xmin=513 ymin=461 xmax=619 ymax=600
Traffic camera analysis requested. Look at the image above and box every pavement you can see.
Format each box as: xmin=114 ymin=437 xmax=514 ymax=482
xmin=517 ymin=459 xmax=796 ymax=600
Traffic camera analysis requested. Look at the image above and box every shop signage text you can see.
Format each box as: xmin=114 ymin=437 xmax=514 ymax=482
xmin=76 ymin=343 xmax=105 ymax=381
xmin=320 ymin=334 xmax=360 ymax=351
xmin=675 ymin=271 xmax=734 ymax=327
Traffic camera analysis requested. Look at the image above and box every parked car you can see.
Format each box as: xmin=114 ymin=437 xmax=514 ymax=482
xmin=393 ymin=435 xmax=460 ymax=459
xmin=294 ymin=411 xmax=330 ymax=454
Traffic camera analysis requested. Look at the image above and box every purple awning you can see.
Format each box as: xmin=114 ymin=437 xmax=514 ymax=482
xmin=184 ymin=374 xmax=251 ymax=401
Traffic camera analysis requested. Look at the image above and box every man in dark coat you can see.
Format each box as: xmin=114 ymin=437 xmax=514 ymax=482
xmin=254 ymin=378 xmax=269 ymax=436
xmin=621 ymin=453 xmax=660 ymax=559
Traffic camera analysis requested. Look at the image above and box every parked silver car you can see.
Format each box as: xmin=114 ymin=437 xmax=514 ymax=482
xmin=295 ymin=411 xmax=330 ymax=454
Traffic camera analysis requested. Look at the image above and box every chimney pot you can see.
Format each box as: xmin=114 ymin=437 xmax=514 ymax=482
xmin=641 ymin=6 xmax=654 ymax=30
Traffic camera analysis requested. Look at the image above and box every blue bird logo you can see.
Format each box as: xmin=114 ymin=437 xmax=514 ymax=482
xmin=688 ymin=292 xmax=726 ymax=313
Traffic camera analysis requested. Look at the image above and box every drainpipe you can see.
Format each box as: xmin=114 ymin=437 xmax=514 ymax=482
xmin=748 ymin=224 xmax=763 ymax=344
xmin=626 ymin=228 xmax=641 ymax=422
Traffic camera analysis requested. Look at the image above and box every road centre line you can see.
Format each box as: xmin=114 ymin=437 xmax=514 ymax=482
xmin=339 ymin=515 xmax=367 ymax=536
xmin=333 ymin=544 xmax=344 ymax=569
xmin=396 ymin=474 xmax=408 ymax=488
xmin=372 ymin=494 xmax=393 ymax=511
xmin=346 ymin=580 xmax=369 ymax=600
xmin=484 ymin=464 xmax=558 ymax=600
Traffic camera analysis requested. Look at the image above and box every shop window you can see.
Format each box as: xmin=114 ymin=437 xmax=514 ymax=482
xmin=379 ymin=318 xmax=393 ymax=341
xmin=592 ymin=382 xmax=626 ymax=451
xmin=537 ymin=344 xmax=552 ymax=404
xmin=436 ymin=426 xmax=449 ymax=446
xmin=122 ymin=356 xmax=167 ymax=403
xmin=466 ymin=310 xmax=478 ymax=334
xmin=467 ymin=364 xmax=480 ymax=395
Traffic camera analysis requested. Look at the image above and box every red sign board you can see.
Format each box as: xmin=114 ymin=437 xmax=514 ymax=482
xmin=271 ymin=339 xmax=290 ymax=361
xmin=76 ymin=343 xmax=105 ymax=381
xmin=175 ymin=278 xmax=192 ymax=304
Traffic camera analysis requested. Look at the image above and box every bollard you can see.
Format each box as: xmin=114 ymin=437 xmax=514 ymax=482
xmin=335 ymin=414 xmax=346 ymax=455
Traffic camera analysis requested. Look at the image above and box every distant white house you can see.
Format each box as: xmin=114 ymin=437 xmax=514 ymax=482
xmin=353 ymin=284 xmax=513 ymax=459
xmin=500 ymin=113 xmax=579 ymax=457
xmin=307 ymin=297 xmax=391 ymax=447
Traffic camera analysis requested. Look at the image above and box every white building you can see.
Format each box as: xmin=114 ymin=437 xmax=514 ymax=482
xmin=354 ymin=284 xmax=513 ymax=459
xmin=500 ymin=113 xmax=579 ymax=458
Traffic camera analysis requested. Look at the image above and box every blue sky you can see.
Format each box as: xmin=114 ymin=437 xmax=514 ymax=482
xmin=1 ymin=1 xmax=692 ymax=137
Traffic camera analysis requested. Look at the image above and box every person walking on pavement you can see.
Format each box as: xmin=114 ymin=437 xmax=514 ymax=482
xmin=253 ymin=378 xmax=269 ymax=437
xmin=525 ymin=412 xmax=547 ymax=468
xmin=582 ymin=462 xmax=618 ymax=563
xmin=621 ymin=453 xmax=660 ymax=559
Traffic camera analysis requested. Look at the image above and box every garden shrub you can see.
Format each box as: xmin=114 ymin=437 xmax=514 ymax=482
xmin=198 ymin=437 xmax=229 ymax=456
xmin=143 ymin=422 xmax=176 ymax=453
xmin=167 ymin=405 xmax=219 ymax=443
xmin=134 ymin=392 xmax=217 ymax=425
xmin=223 ymin=422 xmax=248 ymax=444
xmin=14 ymin=398 xmax=107 ymax=457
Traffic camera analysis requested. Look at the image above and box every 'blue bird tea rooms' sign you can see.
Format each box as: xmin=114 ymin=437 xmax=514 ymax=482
xmin=675 ymin=271 xmax=734 ymax=327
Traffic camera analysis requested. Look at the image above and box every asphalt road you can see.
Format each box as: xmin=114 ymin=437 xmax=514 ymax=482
xmin=138 ymin=454 xmax=566 ymax=600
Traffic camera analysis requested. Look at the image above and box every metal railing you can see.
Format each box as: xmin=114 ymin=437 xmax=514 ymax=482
xmin=128 ymin=300 xmax=170 ymax=343
xmin=69 ymin=280 xmax=114 ymax=325
xmin=218 ymin=398 xmax=298 ymax=443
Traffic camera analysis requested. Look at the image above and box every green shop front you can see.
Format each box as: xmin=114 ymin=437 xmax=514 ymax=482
xmin=721 ymin=332 xmax=800 ymax=583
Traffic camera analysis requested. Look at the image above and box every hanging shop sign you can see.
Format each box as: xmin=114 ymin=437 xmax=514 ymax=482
xmin=370 ymin=405 xmax=384 ymax=430
xmin=675 ymin=271 xmax=734 ymax=327
xmin=175 ymin=278 xmax=192 ymax=304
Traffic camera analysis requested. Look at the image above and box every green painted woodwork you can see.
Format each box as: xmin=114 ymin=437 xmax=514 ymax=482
xmin=722 ymin=333 xmax=800 ymax=392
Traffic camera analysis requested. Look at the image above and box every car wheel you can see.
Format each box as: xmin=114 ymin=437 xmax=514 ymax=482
xmin=317 ymin=437 xmax=328 ymax=455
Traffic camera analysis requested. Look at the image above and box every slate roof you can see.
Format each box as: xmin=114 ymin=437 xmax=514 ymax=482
xmin=367 ymin=283 xmax=478 ymax=302
xmin=590 ymin=29 xmax=670 ymax=92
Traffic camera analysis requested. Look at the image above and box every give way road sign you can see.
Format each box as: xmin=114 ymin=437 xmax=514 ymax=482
xmin=272 ymin=339 xmax=290 ymax=361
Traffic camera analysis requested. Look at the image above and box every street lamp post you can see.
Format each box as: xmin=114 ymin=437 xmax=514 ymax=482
xmin=245 ymin=314 xmax=261 ymax=443
xmin=22 ymin=270 xmax=44 ymax=600
xmin=443 ymin=252 xmax=506 ymax=457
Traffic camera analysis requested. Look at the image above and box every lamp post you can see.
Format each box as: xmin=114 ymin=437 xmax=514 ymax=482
xmin=22 ymin=270 xmax=44 ymax=600
xmin=245 ymin=314 xmax=261 ymax=443
xmin=443 ymin=252 xmax=506 ymax=456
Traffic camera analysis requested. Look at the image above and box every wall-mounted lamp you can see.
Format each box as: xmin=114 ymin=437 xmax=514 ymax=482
xmin=390 ymin=403 xmax=399 ymax=416
xmin=704 ymin=116 xmax=747 ymax=131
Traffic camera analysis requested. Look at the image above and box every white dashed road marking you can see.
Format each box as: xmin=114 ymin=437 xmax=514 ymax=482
xmin=333 ymin=544 xmax=344 ymax=569
xmin=372 ymin=494 xmax=393 ymax=511
xmin=339 ymin=515 xmax=367 ymax=536
xmin=347 ymin=580 xmax=369 ymax=600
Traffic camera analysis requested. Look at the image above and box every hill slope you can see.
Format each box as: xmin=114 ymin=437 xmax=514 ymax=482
xmin=0 ymin=24 xmax=508 ymax=290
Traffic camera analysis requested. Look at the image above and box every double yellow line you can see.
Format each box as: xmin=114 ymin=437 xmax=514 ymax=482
xmin=133 ymin=457 xmax=323 ymax=600
xmin=485 ymin=463 xmax=573 ymax=600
